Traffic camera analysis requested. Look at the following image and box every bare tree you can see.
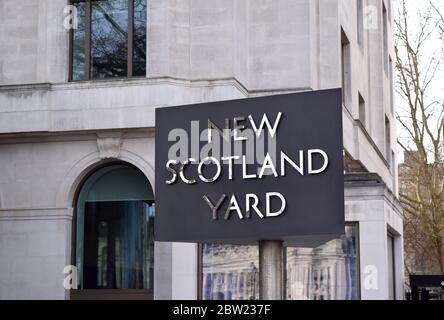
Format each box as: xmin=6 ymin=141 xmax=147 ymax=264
xmin=395 ymin=0 xmax=444 ymax=274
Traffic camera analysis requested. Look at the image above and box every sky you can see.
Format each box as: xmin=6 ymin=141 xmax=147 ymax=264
xmin=394 ymin=0 xmax=444 ymax=163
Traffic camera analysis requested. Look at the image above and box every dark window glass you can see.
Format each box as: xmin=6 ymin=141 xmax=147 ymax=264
xmin=70 ymin=0 xmax=147 ymax=80
xmin=76 ymin=165 xmax=155 ymax=291
xmin=389 ymin=57 xmax=394 ymax=113
xmin=387 ymin=233 xmax=396 ymax=299
xmin=72 ymin=2 xmax=86 ymax=81
xmin=133 ymin=0 xmax=147 ymax=76
xmin=91 ymin=0 xmax=128 ymax=78
xmin=385 ymin=116 xmax=391 ymax=163
xmin=83 ymin=201 xmax=154 ymax=289
xmin=359 ymin=93 xmax=366 ymax=127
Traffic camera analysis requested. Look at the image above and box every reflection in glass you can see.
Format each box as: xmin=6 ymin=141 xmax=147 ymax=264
xmin=76 ymin=165 xmax=155 ymax=291
xmin=72 ymin=2 xmax=86 ymax=80
xmin=202 ymin=245 xmax=259 ymax=300
xmin=286 ymin=225 xmax=359 ymax=300
xmin=133 ymin=0 xmax=147 ymax=76
xmin=201 ymin=226 xmax=359 ymax=300
xmin=83 ymin=201 xmax=154 ymax=289
xmin=70 ymin=0 xmax=147 ymax=80
xmin=91 ymin=0 xmax=128 ymax=78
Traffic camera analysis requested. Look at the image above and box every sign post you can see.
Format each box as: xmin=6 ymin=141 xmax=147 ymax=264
xmin=155 ymin=89 xmax=345 ymax=299
xmin=259 ymin=241 xmax=284 ymax=300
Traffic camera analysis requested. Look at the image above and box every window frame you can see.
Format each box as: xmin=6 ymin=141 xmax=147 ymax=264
xmin=70 ymin=161 xmax=154 ymax=300
xmin=69 ymin=0 xmax=145 ymax=81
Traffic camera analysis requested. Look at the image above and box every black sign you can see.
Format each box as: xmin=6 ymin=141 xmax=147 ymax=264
xmin=155 ymin=89 xmax=344 ymax=245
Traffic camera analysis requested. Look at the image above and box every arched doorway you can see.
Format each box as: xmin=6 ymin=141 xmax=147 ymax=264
xmin=71 ymin=163 xmax=154 ymax=300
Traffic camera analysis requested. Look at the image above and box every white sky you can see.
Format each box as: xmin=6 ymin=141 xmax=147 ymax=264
xmin=394 ymin=0 xmax=444 ymax=163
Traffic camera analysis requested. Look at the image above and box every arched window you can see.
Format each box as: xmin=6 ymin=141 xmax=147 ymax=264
xmin=73 ymin=164 xmax=154 ymax=298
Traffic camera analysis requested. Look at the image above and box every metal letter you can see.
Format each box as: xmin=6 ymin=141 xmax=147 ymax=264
xmin=224 ymin=195 xmax=244 ymax=220
xmin=165 ymin=160 xmax=179 ymax=185
xmin=266 ymin=192 xmax=286 ymax=217
xmin=246 ymin=194 xmax=263 ymax=219
xmin=280 ymin=150 xmax=304 ymax=176
xmin=248 ymin=112 xmax=283 ymax=138
xmin=198 ymin=157 xmax=222 ymax=183
xmin=259 ymin=153 xmax=279 ymax=179
xmin=221 ymin=156 xmax=240 ymax=180
xmin=179 ymin=158 xmax=197 ymax=184
xmin=233 ymin=117 xmax=247 ymax=141
xmin=203 ymin=194 xmax=227 ymax=220
xmin=308 ymin=149 xmax=329 ymax=174
xmin=242 ymin=155 xmax=257 ymax=179
xmin=208 ymin=119 xmax=230 ymax=143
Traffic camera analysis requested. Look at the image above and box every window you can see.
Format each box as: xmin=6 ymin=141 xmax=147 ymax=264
xmin=200 ymin=225 xmax=359 ymax=300
xmin=385 ymin=116 xmax=391 ymax=163
xmin=73 ymin=164 xmax=154 ymax=299
xmin=201 ymin=244 xmax=259 ymax=300
xmin=357 ymin=0 xmax=364 ymax=49
xmin=382 ymin=2 xmax=389 ymax=74
xmin=391 ymin=150 xmax=396 ymax=187
xmin=70 ymin=0 xmax=147 ymax=81
xmin=341 ymin=29 xmax=352 ymax=112
xmin=359 ymin=93 xmax=366 ymax=128
xmin=389 ymin=56 xmax=394 ymax=114
xmin=387 ymin=233 xmax=396 ymax=299
xmin=71 ymin=1 xmax=86 ymax=80
xmin=286 ymin=225 xmax=359 ymax=300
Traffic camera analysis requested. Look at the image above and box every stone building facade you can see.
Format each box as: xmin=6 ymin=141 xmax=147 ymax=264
xmin=0 ymin=0 xmax=403 ymax=299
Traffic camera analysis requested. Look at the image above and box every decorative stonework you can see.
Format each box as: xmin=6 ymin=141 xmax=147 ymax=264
xmin=96 ymin=133 xmax=123 ymax=159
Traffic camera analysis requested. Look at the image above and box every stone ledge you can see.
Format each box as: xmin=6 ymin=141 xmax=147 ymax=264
xmin=344 ymin=172 xmax=384 ymax=184
xmin=0 ymin=207 xmax=73 ymax=221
